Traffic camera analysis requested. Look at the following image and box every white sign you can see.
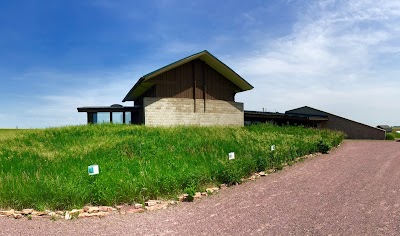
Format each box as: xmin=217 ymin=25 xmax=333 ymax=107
xmin=88 ymin=165 xmax=99 ymax=175
xmin=271 ymin=145 xmax=275 ymax=151
xmin=229 ymin=152 xmax=235 ymax=160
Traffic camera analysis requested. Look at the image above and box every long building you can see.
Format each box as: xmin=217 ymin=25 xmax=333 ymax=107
xmin=78 ymin=50 xmax=385 ymax=140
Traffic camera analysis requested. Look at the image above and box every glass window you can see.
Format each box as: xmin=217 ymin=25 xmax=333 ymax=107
xmin=125 ymin=112 xmax=131 ymax=124
xmin=112 ymin=112 xmax=123 ymax=124
xmin=97 ymin=112 xmax=110 ymax=123
xmin=93 ymin=113 xmax=97 ymax=124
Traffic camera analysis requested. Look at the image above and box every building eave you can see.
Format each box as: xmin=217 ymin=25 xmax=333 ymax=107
xmin=77 ymin=106 xmax=139 ymax=112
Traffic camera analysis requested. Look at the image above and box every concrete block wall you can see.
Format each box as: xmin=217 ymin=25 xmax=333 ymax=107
xmin=143 ymin=97 xmax=244 ymax=126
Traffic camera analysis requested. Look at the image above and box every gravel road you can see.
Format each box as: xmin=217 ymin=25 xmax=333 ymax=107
xmin=1 ymin=140 xmax=399 ymax=235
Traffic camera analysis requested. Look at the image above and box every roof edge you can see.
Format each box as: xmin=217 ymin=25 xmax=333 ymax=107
xmin=123 ymin=50 xmax=253 ymax=101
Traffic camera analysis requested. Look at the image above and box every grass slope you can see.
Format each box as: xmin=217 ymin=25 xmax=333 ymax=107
xmin=0 ymin=124 xmax=344 ymax=210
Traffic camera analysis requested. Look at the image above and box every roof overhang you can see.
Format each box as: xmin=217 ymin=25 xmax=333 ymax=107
xmin=122 ymin=50 xmax=254 ymax=102
xmin=77 ymin=106 xmax=139 ymax=112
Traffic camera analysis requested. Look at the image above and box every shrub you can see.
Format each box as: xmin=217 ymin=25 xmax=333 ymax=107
xmin=214 ymin=161 xmax=243 ymax=186
xmin=317 ymin=140 xmax=331 ymax=154
xmin=183 ymin=185 xmax=197 ymax=202
xmin=386 ymin=133 xmax=395 ymax=140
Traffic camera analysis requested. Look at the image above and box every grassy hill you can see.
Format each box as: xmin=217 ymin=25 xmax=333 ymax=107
xmin=0 ymin=124 xmax=344 ymax=210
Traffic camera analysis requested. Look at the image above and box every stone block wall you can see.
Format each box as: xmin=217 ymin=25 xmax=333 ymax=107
xmin=143 ymin=97 xmax=244 ymax=126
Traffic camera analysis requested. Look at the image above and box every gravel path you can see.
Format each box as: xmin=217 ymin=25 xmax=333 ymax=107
xmin=1 ymin=140 xmax=399 ymax=235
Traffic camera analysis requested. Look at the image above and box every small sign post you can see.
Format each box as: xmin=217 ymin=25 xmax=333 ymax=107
xmin=271 ymin=145 xmax=275 ymax=151
xmin=229 ymin=152 xmax=235 ymax=160
xmin=88 ymin=164 xmax=99 ymax=204
xmin=88 ymin=164 xmax=99 ymax=176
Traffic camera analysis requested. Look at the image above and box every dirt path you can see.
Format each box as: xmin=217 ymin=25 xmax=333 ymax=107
xmin=1 ymin=140 xmax=400 ymax=235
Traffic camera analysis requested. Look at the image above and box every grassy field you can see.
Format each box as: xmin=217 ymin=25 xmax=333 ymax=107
xmin=0 ymin=124 xmax=344 ymax=210
xmin=393 ymin=128 xmax=400 ymax=138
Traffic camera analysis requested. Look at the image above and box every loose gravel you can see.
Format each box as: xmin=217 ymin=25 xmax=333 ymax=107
xmin=1 ymin=140 xmax=399 ymax=235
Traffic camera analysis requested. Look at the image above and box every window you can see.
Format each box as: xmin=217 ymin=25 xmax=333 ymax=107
xmin=124 ymin=112 xmax=131 ymax=124
xmin=97 ymin=112 xmax=110 ymax=123
xmin=112 ymin=112 xmax=123 ymax=124
xmin=93 ymin=113 xmax=97 ymax=123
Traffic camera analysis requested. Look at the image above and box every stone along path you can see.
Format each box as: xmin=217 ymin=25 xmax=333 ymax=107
xmin=1 ymin=140 xmax=400 ymax=235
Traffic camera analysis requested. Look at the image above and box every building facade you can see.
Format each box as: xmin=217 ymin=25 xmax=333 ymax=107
xmin=78 ymin=50 xmax=253 ymax=126
xmin=77 ymin=51 xmax=385 ymax=140
xmin=285 ymin=106 xmax=386 ymax=140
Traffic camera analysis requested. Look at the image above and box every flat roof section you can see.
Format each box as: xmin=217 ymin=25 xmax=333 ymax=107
xmin=77 ymin=106 xmax=140 ymax=113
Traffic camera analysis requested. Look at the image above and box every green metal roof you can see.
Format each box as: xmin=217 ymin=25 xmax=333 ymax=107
xmin=122 ymin=50 xmax=254 ymax=102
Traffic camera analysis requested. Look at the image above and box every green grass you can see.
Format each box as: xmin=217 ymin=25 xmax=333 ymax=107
xmin=0 ymin=129 xmax=29 ymax=141
xmin=393 ymin=128 xmax=400 ymax=139
xmin=386 ymin=133 xmax=395 ymax=140
xmin=0 ymin=123 xmax=344 ymax=210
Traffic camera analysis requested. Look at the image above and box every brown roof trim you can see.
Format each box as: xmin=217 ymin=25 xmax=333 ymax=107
xmin=122 ymin=50 xmax=254 ymax=102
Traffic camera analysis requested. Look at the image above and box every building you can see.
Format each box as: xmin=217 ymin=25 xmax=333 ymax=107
xmin=285 ymin=106 xmax=385 ymax=140
xmin=78 ymin=51 xmax=386 ymax=140
xmin=377 ymin=125 xmax=392 ymax=133
xmin=244 ymin=110 xmax=328 ymax=127
xmin=78 ymin=50 xmax=253 ymax=126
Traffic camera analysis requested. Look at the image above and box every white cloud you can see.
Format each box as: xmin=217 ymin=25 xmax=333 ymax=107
xmin=2 ymin=67 xmax=145 ymax=128
xmin=3 ymin=0 xmax=400 ymax=128
xmin=234 ymin=0 xmax=400 ymax=126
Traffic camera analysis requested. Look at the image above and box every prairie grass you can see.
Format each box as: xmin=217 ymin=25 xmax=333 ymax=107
xmin=0 ymin=124 xmax=344 ymax=210
xmin=386 ymin=133 xmax=395 ymax=140
xmin=0 ymin=129 xmax=28 ymax=141
xmin=393 ymin=128 xmax=400 ymax=138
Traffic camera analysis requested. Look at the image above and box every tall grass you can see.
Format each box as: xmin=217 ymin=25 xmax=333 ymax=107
xmin=0 ymin=129 xmax=28 ymax=141
xmin=0 ymin=124 xmax=344 ymax=210
xmin=393 ymin=128 xmax=400 ymax=139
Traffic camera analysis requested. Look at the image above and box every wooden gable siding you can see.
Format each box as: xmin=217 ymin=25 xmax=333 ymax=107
xmin=203 ymin=62 xmax=240 ymax=101
xmin=147 ymin=61 xmax=193 ymax=99
xmin=134 ymin=59 xmax=240 ymax=103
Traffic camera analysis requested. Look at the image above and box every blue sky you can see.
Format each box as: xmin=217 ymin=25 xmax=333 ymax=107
xmin=1 ymin=0 xmax=399 ymax=128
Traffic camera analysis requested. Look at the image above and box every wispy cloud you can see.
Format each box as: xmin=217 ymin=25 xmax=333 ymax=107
xmin=234 ymin=0 xmax=400 ymax=126
xmin=1 ymin=0 xmax=399 ymax=128
xmin=2 ymin=67 xmax=144 ymax=128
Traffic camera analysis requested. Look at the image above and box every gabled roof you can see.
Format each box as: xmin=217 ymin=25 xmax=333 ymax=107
xmin=122 ymin=50 xmax=254 ymax=102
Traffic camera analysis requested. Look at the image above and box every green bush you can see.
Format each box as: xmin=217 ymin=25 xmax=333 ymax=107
xmin=214 ymin=161 xmax=243 ymax=186
xmin=317 ymin=140 xmax=331 ymax=154
xmin=183 ymin=184 xmax=196 ymax=202
xmin=386 ymin=133 xmax=395 ymax=140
